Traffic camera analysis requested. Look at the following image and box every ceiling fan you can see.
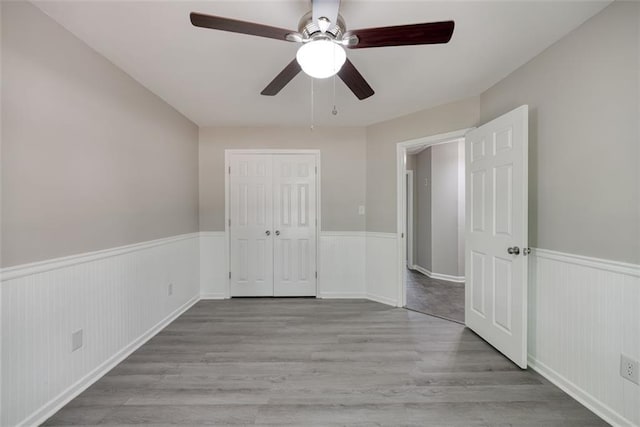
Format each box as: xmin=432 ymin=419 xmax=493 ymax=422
xmin=190 ymin=0 xmax=454 ymax=100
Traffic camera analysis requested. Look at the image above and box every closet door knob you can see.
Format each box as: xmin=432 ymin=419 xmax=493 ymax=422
xmin=265 ymin=230 xmax=271 ymax=236
xmin=275 ymin=230 xmax=280 ymax=236
xmin=507 ymin=246 xmax=520 ymax=255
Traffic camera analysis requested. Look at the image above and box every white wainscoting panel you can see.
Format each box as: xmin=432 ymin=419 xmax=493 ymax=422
xmin=199 ymin=232 xmax=228 ymax=299
xmin=318 ymin=232 xmax=366 ymax=298
xmin=0 ymin=234 xmax=200 ymax=427
xmin=528 ymin=249 xmax=640 ymax=427
xmin=365 ymin=233 xmax=399 ymax=306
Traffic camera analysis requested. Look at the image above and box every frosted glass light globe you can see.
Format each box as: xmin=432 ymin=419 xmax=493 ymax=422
xmin=296 ymin=40 xmax=346 ymax=79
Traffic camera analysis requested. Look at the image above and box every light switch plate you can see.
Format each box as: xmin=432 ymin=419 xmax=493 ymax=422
xmin=358 ymin=205 xmax=365 ymax=215
xmin=71 ymin=329 xmax=83 ymax=352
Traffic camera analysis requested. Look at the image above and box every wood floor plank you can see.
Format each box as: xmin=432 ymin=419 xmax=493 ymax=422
xmin=405 ymin=268 xmax=465 ymax=322
xmin=43 ymin=299 xmax=606 ymax=426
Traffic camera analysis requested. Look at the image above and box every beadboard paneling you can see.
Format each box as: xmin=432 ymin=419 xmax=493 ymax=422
xmin=365 ymin=233 xmax=399 ymax=306
xmin=0 ymin=234 xmax=200 ymax=427
xmin=529 ymin=249 xmax=640 ymax=426
xmin=318 ymin=232 xmax=366 ymax=298
xmin=200 ymin=232 xmax=369 ymax=299
xmin=199 ymin=232 xmax=227 ymax=299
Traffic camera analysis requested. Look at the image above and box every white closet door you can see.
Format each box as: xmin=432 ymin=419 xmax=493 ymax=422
xmin=465 ymin=105 xmax=529 ymax=368
xmin=229 ymin=154 xmax=273 ymax=296
xmin=272 ymin=154 xmax=317 ymax=296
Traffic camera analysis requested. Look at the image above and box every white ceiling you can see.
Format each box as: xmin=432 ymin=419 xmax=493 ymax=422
xmin=33 ymin=1 xmax=609 ymax=127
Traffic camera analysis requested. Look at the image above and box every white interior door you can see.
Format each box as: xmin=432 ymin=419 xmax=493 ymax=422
xmin=273 ymin=154 xmax=317 ymax=296
xmin=229 ymin=152 xmax=317 ymax=297
xmin=465 ymin=105 xmax=529 ymax=368
xmin=229 ymin=154 xmax=273 ymax=296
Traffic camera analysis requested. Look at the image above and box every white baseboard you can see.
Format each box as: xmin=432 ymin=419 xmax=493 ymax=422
xmin=318 ymin=292 xmax=367 ymax=299
xmin=25 ymin=296 xmax=200 ymax=427
xmin=366 ymin=292 xmax=397 ymax=307
xmin=200 ymin=293 xmax=227 ymax=300
xmin=412 ymin=264 xmax=465 ymax=283
xmin=528 ymin=356 xmax=634 ymax=427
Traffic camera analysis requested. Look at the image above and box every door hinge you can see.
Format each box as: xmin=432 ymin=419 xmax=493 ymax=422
xmin=315 ymin=271 xmax=318 ymax=279
xmin=228 ymin=218 xmax=231 ymax=227
xmin=228 ymin=166 xmax=231 ymax=174
xmin=229 ymin=271 xmax=231 ymax=279
xmin=315 ymin=166 xmax=317 ymax=175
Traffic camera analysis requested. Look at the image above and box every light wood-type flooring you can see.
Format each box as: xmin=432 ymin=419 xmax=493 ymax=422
xmin=44 ymin=299 xmax=605 ymax=426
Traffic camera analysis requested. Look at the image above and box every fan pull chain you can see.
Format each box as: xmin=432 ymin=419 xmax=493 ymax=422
xmin=332 ymin=74 xmax=338 ymax=116
xmin=310 ymin=77 xmax=315 ymax=131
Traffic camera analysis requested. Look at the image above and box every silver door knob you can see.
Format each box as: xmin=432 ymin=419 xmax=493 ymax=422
xmin=265 ymin=230 xmax=271 ymax=236
xmin=275 ymin=230 xmax=280 ymax=236
xmin=507 ymin=246 xmax=520 ymax=255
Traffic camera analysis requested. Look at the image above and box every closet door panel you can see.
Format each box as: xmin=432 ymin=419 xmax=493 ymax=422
xmin=229 ymin=154 xmax=274 ymax=296
xmin=273 ymin=155 xmax=317 ymax=296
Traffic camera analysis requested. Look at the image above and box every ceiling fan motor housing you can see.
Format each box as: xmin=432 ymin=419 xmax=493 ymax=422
xmin=298 ymin=11 xmax=345 ymax=40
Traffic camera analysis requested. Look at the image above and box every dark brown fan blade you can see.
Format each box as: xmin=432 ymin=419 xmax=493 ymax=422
xmin=337 ymin=59 xmax=374 ymax=100
xmin=190 ymin=12 xmax=294 ymax=41
xmin=346 ymin=21 xmax=454 ymax=49
xmin=261 ymin=59 xmax=302 ymax=96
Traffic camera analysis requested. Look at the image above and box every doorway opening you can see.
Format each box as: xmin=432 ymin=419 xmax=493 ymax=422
xmin=395 ymin=129 xmax=471 ymax=324
xmin=404 ymin=138 xmax=465 ymax=323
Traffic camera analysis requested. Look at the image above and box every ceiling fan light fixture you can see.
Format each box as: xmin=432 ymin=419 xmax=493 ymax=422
xmin=296 ymin=40 xmax=346 ymax=79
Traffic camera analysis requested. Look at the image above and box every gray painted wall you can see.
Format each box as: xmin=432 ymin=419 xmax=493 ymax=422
xmin=1 ymin=1 xmax=199 ymax=267
xmin=415 ymin=149 xmax=432 ymax=271
xmin=3 ymin=1 xmax=635 ymax=268
xmin=199 ymin=126 xmax=367 ymax=232
xmin=413 ymin=142 xmax=465 ymax=277
xmin=365 ymin=98 xmax=480 ymax=233
xmin=431 ymin=142 xmax=464 ymax=277
xmin=480 ymin=1 xmax=639 ymax=264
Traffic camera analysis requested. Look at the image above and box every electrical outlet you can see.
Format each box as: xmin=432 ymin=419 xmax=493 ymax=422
xmin=168 ymin=283 xmax=173 ymax=296
xmin=620 ymin=354 xmax=639 ymax=385
xmin=71 ymin=329 xmax=83 ymax=352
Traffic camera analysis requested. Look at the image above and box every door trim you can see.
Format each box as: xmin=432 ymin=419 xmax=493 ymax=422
xmin=395 ymin=129 xmax=473 ymax=307
xmin=224 ymin=149 xmax=321 ymax=298
xmin=406 ymin=170 xmax=414 ymax=269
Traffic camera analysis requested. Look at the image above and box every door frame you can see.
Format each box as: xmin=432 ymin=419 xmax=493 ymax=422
xmin=405 ymin=170 xmax=414 ymax=269
xmin=224 ymin=149 xmax=322 ymax=298
xmin=395 ymin=129 xmax=473 ymax=307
